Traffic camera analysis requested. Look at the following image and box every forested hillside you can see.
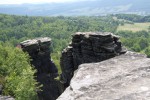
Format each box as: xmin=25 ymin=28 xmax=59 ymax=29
xmin=115 ymin=14 xmax=150 ymax=57
xmin=115 ymin=14 xmax=150 ymax=22
xmin=0 ymin=0 xmax=150 ymax=16
xmin=0 ymin=14 xmax=118 ymax=70
xmin=1 ymin=13 xmax=150 ymax=99
xmin=1 ymin=14 xmax=150 ymax=69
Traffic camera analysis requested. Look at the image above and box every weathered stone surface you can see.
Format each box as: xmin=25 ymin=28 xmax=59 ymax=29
xmin=20 ymin=37 xmax=58 ymax=74
xmin=0 ymin=95 xmax=14 ymax=100
xmin=20 ymin=37 xmax=62 ymax=100
xmin=60 ymin=32 xmax=126 ymax=87
xmin=57 ymin=51 xmax=150 ymax=100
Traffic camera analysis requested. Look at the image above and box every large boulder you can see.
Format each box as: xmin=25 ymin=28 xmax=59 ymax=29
xmin=60 ymin=32 xmax=126 ymax=87
xmin=57 ymin=51 xmax=150 ymax=100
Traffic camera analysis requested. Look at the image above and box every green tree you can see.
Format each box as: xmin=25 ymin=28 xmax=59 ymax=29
xmin=144 ymin=47 xmax=150 ymax=57
xmin=0 ymin=44 xmax=38 ymax=100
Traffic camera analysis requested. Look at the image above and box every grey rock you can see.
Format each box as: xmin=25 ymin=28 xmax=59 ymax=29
xmin=20 ymin=37 xmax=57 ymax=74
xmin=0 ymin=95 xmax=14 ymax=100
xmin=60 ymin=32 xmax=126 ymax=87
xmin=57 ymin=51 xmax=150 ymax=100
xmin=20 ymin=37 xmax=62 ymax=100
xmin=20 ymin=37 xmax=51 ymax=47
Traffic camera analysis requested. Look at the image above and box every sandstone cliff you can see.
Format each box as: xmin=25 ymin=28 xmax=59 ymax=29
xmin=20 ymin=37 xmax=62 ymax=100
xmin=58 ymin=32 xmax=150 ymax=100
xmin=60 ymin=32 xmax=126 ymax=87
xmin=17 ymin=32 xmax=150 ymax=100
xmin=57 ymin=51 xmax=150 ymax=100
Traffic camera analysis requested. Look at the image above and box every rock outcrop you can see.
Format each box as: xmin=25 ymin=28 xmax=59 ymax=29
xmin=60 ymin=32 xmax=126 ymax=87
xmin=20 ymin=37 xmax=58 ymax=74
xmin=20 ymin=37 xmax=62 ymax=100
xmin=57 ymin=51 xmax=150 ymax=100
xmin=0 ymin=95 xmax=15 ymax=100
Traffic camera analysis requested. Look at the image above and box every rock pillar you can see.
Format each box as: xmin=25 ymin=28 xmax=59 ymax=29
xmin=20 ymin=37 xmax=62 ymax=100
xmin=60 ymin=32 xmax=126 ymax=87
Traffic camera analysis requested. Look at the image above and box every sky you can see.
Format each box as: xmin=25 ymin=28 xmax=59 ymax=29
xmin=0 ymin=0 xmax=91 ymax=4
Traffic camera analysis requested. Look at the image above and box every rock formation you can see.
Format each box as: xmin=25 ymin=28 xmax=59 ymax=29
xmin=57 ymin=51 xmax=150 ymax=100
xmin=60 ymin=32 xmax=126 ymax=87
xmin=20 ymin=37 xmax=58 ymax=74
xmin=0 ymin=95 xmax=15 ymax=100
xmin=20 ymin=37 xmax=62 ymax=100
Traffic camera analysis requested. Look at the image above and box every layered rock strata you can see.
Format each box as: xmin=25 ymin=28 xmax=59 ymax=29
xmin=60 ymin=32 xmax=126 ymax=87
xmin=20 ymin=37 xmax=62 ymax=100
xmin=58 ymin=51 xmax=150 ymax=100
xmin=20 ymin=37 xmax=58 ymax=74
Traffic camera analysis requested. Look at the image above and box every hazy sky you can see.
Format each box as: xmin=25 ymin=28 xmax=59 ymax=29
xmin=0 ymin=0 xmax=91 ymax=4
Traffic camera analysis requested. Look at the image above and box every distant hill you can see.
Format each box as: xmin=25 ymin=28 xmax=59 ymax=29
xmin=0 ymin=0 xmax=150 ymax=16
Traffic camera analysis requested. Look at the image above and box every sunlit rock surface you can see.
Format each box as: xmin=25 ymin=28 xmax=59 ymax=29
xmin=58 ymin=51 xmax=150 ymax=100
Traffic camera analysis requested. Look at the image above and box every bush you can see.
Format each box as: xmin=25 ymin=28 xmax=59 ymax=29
xmin=0 ymin=44 xmax=38 ymax=100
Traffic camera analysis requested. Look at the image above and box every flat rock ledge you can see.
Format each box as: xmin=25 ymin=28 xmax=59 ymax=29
xmin=57 ymin=51 xmax=150 ymax=100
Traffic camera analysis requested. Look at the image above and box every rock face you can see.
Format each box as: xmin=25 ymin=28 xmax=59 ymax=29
xmin=20 ymin=37 xmax=62 ymax=100
xmin=57 ymin=51 xmax=150 ymax=100
xmin=20 ymin=37 xmax=58 ymax=74
xmin=60 ymin=32 xmax=126 ymax=87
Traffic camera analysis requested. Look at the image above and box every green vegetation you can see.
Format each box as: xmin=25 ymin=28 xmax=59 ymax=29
xmin=0 ymin=44 xmax=38 ymax=100
xmin=1 ymin=13 xmax=150 ymax=99
xmin=117 ymin=22 xmax=150 ymax=32
xmin=115 ymin=14 xmax=150 ymax=22
xmin=0 ymin=14 xmax=118 ymax=72
xmin=0 ymin=14 xmax=119 ymax=99
xmin=114 ymin=14 xmax=150 ymax=57
xmin=116 ymin=30 xmax=150 ymax=57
